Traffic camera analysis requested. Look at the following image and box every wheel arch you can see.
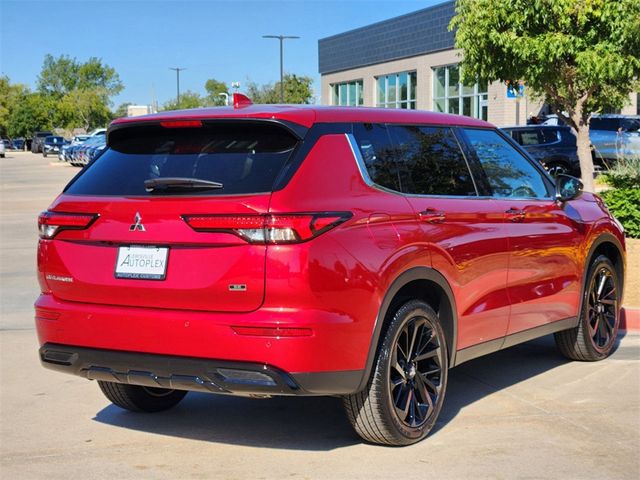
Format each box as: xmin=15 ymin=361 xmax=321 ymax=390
xmin=584 ymin=233 xmax=625 ymax=304
xmin=356 ymin=267 xmax=458 ymax=392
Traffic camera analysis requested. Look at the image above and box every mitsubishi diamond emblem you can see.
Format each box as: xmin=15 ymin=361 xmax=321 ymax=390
xmin=129 ymin=212 xmax=146 ymax=232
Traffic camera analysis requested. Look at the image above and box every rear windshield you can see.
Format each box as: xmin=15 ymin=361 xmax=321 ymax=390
xmin=65 ymin=122 xmax=299 ymax=196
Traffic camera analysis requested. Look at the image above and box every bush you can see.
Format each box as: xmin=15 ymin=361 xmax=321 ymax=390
xmin=600 ymin=188 xmax=640 ymax=238
xmin=601 ymin=157 xmax=640 ymax=189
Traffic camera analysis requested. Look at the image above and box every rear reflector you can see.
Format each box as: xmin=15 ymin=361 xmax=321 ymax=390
xmin=35 ymin=308 xmax=61 ymax=321
xmin=231 ymin=326 xmax=313 ymax=337
xmin=159 ymin=120 xmax=202 ymax=128
xmin=183 ymin=212 xmax=351 ymax=244
xmin=38 ymin=211 xmax=98 ymax=239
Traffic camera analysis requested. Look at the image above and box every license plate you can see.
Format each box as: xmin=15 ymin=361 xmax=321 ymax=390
xmin=115 ymin=246 xmax=168 ymax=280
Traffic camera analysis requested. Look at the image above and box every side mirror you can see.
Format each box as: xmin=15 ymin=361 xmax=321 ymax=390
xmin=555 ymin=174 xmax=583 ymax=202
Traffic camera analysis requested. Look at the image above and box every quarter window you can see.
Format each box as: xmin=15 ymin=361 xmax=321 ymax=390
xmin=463 ymin=129 xmax=550 ymax=198
xmin=376 ymin=72 xmax=417 ymax=109
xmin=433 ymin=64 xmax=488 ymax=120
xmin=352 ymin=123 xmax=400 ymax=191
xmin=332 ymin=80 xmax=364 ymax=106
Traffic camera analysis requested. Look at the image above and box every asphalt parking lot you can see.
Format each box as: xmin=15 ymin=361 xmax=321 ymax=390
xmin=1 ymin=152 xmax=639 ymax=480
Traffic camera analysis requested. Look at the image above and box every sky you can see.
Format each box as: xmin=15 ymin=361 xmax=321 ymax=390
xmin=0 ymin=0 xmax=443 ymax=107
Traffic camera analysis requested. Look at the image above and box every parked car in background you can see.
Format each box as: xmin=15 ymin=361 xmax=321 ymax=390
xmin=71 ymin=135 xmax=106 ymax=167
xmin=87 ymin=128 xmax=107 ymax=137
xmin=60 ymin=135 xmax=90 ymax=162
xmin=0 ymin=139 xmax=5 ymax=158
xmin=12 ymin=138 xmax=26 ymax=151
xmin=42 ymin=136 xmax=65 ymax=158
xmin=36 ymin=99 xmax=625 ymax=446
xmin=2 ymin=138 xmax=14 ymax=150
xmin=502 ymin=125 xmax=580 ymax=177
xmin=590 ymin=114 xmax=640 ymax=163
xmin=31 ymin=131 xmax=53 ymax=153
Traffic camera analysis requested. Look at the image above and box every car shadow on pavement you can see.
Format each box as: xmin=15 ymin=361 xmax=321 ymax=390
xmin=92 ymin=334 xmax=625 ymax=450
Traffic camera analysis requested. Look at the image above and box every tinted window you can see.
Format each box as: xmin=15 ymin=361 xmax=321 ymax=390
xmin=66 ymin=123 xmax=298 ymax=196
xmin=539 ymin=129 xmax=559 ymax=144
xmin=389 ymin=126 xmax=476 ymax=196
xmin=463 ymin=129 xmax=550 ymax=198
xmin=622 ymin=119 xmax=640 ymax=133
xmin=518 ymin=129 xmax=542 ymax=146
xmin=352 ymin=123 xmax=401 ymax=191
xmin=591 ymin=117 xmax=621 ymax=131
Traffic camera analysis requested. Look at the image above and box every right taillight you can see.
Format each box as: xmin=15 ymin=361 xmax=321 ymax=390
xmin=38 ymin=211 xmax=98 ymax=239
xmin=182 ymin=212 xmax=352 ymax=244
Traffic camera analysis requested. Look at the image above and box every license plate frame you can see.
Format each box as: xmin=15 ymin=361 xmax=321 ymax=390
xmin=115 ymin=245 xmax=169 ymax=280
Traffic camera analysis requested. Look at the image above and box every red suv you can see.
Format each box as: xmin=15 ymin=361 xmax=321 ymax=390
xmin=36 ymin=96 xmax=625 ymax=446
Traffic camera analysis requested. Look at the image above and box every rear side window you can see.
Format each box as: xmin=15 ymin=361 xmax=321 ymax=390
xmin=463 ymin=128 xmax=550 ymax=198
xmin=539 ymin=129 xmax=560 ymax=144
xmin=590 ymin=118 xmax=621 ymax=131
xmin=517 ymin=130 xmax=541 ymax=145
xmin=65 ymin=123 xmax=298 ymax=196
xmin=389 ymin=126 xmax=476 ymax=196
xmin=352 ymin=123 xmax=401 ymax=191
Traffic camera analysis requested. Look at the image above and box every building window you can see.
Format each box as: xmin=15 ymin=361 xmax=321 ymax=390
xmin=332 ymin=80 xmax=364 ymax=106
xmin=376 ymin=71 xmax=417 ymax=109
xmin=433 ymin=64 xmax=488 ymax=120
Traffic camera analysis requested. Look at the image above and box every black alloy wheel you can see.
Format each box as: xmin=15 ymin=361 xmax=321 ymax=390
xmin=389 ymin=314 xmax=445 ymax=428
xmin=555 ymin=255 xmax=620 ymax=361
xmin=586 ymin=264 xmax=618 ymax=352
xmin=344 ymin=300 xmax=448 ymax=445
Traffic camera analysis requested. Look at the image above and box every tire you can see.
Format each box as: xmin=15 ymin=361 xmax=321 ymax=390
xmin=555 ymin=255 xmax=620 ymax=361
xmin=545 ymin=162 xmax=569 ymax=177
xmin=343 ymin=300 xmax=448 ymax=446
xmin=98 ymin=381 xmax=187 ymax=412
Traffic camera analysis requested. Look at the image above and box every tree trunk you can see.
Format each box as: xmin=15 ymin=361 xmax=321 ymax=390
xmin=575 ymin=126 xmax=594 ymax=192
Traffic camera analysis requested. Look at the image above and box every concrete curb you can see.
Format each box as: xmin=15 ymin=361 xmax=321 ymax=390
xmin=621 ymin=307 xmax=640 ymax=333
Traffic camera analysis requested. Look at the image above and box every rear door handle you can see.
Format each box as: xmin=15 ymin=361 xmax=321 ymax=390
xmin=505 ymin=208 xmax=526 ymax=222
xmin=419 ymin=208 xmax=446 ymax=224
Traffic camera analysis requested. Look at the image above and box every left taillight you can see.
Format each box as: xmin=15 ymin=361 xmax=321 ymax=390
xmin=38 ymin=211 xmax=98 ymax=239
xmin=182 ymin=212 xmax=352 ymax=244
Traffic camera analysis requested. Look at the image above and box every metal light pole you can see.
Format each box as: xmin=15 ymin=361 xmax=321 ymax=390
xmin=169 ymin=67 xmax=186 ymax=106
xmin=262 ymin=35 xmax=300 ymax=103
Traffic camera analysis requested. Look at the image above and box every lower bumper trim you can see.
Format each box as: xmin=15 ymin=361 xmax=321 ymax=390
xmin=40 ymin=343 xmax=363 ymax=396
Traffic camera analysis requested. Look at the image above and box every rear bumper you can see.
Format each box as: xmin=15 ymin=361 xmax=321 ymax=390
xmin=40 ymin=343 xmax=362 ymax=396
xmin=35 ymin=294 xmax=369 ymax=395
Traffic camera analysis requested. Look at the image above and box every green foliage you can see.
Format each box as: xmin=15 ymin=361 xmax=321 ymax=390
xmin=7 ymin=93 xmax=55 ymax=138
xmin=37 ymin=54 xmax=123 ymax=99
xmin=246 ymin=74 xmax=314 ymax=104
xmin=162 ymin=91 xmax=205 ymax=111
xmin=55 ymin=89 xmax=113 ymax=130
xmin=0 ymin=76 xmax=30 ymax=137
xmin=600 ymin=188 xmax=640 ymax=238
xmin=204 ymin=79 xmax=229 ymax=106
xmin=601 ymin=158 xmax=640 ymax=190
xmin=450 ymin=0 xmax=640 ymax=191
xmin=450 ymin=0 xmax=640 ymax=116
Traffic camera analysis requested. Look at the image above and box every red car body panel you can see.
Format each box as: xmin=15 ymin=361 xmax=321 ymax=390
xmin=35 ymin=106 xmax=626 ymax=390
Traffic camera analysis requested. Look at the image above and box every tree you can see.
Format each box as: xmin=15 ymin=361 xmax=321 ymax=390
xmin=450 ymin=0 xmax=640 ymax=191
xmin=162 ymin=90 xmax=205 ymax=111
xmin=204 ymin=79 xmax=229 ymax=106
xmin=7 ymin=93 xmax=55 ymax=138
xmin=246 ymin=74 xmax=314 ymax=104
xmin=37 ymin=54 xmax=123 ymax=99
xmin=55 ymin=89 xmax=113 ymax=131
xmin=0 ymin=76 xmax=30 ymax=137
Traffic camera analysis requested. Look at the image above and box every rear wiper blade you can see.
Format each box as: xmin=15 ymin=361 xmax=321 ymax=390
xmin=144 ymin=177 xmax=224 ymax=192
